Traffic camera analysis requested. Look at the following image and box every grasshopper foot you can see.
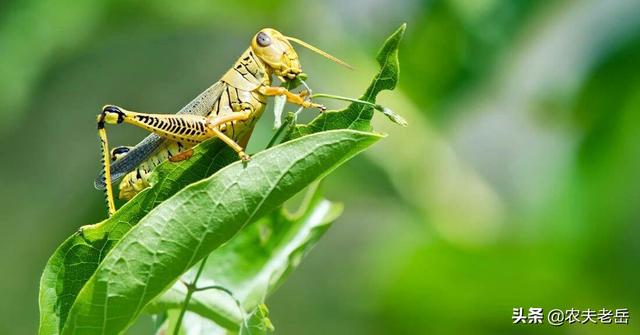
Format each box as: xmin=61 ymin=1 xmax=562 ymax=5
xmin=303 ymin=101 xmax=325 ymax=112
xmin=239 ymin=151 xmax=251 ymax=162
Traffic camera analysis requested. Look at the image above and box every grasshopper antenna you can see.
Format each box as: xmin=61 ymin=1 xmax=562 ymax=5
xmin=285 ymin=36 xmax=353 ymax=70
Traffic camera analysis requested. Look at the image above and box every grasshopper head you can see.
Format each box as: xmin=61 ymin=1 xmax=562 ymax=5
xmin=251 ymin=28 xmax=302 ymax=81
xmin=251 ymin=28 xmax=352 ymax=82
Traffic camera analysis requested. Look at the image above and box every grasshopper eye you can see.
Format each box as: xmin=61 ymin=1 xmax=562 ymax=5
xmin=256 ymin=32 xmax=271 ymax=47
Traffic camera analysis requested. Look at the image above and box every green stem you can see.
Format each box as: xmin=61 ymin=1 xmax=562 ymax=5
xmin=192 ymin=284 xmax=249 ymax=333
xmin=173 ymin=255 xmax=209 ymax=335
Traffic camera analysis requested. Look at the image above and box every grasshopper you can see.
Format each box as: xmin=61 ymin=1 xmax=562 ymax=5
xmin=95 ymin=28 xmax=352 ymax=216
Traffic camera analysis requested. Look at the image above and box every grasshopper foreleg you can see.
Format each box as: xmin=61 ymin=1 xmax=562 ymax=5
xmin=209 ymin=128 xmax=251 ymax=161
xmin=258 ymin=86 xmax=326 ymax=111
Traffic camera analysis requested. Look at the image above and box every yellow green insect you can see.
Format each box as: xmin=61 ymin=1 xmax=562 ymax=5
xmin=95 ymin=28 xmax=354 ymax=216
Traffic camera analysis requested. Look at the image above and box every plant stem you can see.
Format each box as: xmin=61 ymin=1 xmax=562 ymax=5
xmin=192 ymin=284 xmax=249 ymax=332
xmin=173 ymin=255 xmax=209 ymax=335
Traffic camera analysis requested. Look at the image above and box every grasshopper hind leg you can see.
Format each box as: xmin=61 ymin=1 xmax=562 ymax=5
xmin=97 ymin=118 xmax=117 ymax=216
xmin=96 ymin=101 xmax=255 ymax=215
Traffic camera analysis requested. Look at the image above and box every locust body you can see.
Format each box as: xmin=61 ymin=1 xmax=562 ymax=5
xmin=96 ymin=28 xmax=349 ymax=216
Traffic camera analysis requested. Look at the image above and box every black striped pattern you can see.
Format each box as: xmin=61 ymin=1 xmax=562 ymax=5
xmin=133 ymin=114 xmax=209 ymax=143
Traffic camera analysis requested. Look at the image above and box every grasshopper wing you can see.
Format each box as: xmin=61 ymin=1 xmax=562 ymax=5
xmin=94 ymin=81 xmax=226 ymax=190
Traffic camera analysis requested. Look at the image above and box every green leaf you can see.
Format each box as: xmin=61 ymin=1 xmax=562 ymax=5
xmin=156 ymin=303 xmax=274 ymax=335
xmin=39 ymin=140 xmax=237 ymax=335
xmin=38 ymin=23 xmax=404 ymax=335
xmin=145 ymin=182 xmax=341 ymax=330
xmin=60 ymin=129 xmax=381 ymax=334
xmin=157 ymin=303 xmax=275 ymax=335
xmin=240 ymin=304 xmax=274 ymax=335
xmin=285 ymin=23 xmax=405 ymax=139
xmin=143 ymin=23 xmax=406 ymax=330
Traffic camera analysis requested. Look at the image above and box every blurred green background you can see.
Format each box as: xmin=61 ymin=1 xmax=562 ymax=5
xmin=2 ymin=0 xmax=640 ymax=334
